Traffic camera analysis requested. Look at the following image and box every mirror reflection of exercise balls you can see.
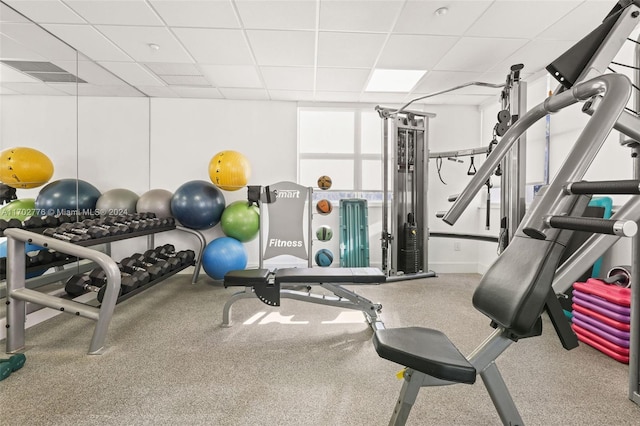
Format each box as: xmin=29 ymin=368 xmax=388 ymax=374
xmin=316 ymin=199 xmax=332 ymax=215
xmin=315 ymin=248 xmax=334 ymax=267
xmin=316 ymin=225 xmax=333 ymax=241
xmin=137 ymin=189 xmax=173 ymax=218
xmin=35 ymin=179 xmax=101 ymax=214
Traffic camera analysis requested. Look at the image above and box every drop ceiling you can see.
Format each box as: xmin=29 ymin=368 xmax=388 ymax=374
xmin=0 ymin=0 xmax=623 ymax=105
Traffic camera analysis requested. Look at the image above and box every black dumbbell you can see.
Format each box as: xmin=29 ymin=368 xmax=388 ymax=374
xmin=56 ymin=214 xmax=73 ymax=224
xmin=42 ymin=228 xmax=85 ymax=242
xmin=134 ymin=251 xmax=180 ymax=271
xmin=22 ymin=216 xmax=43 ymax=229
xmin=46 ymin=226 xmax=91 ymax=241
xmin=89 ymin=267 xmax=146 ymax=294
xmin=25 ymin=250 xmax=55 ymax=268
xmin=64 ymin=274 xmax=122 ymax=302
xmin=98 ymin=217 xmax=134 ymax=233
xmin=120 ymin=257 xmax=166 ymax=281
xmin=83 ymin=218 xmax=124 ymax=236
xmin=149 ymin=246 xmax=195 ymax=266
xmin=116 ymin=215 xmax=149 ymax=231
xmin=0 ymin=218 xmax=22 ymax=235
xmin=58 ymin=222 xmax=109 ymax=239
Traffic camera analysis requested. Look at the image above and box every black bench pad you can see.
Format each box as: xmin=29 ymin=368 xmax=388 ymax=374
xmin=224 ymin=269 xmax=271 ymax=286
xmin=373 ymin=327 xmax=476 ymax=384
xmin=275 ymin=267 xmax=385 ymax=284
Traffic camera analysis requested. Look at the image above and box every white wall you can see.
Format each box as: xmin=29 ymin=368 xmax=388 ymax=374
xmin=0 ymin=95 xmax=298 ymax=265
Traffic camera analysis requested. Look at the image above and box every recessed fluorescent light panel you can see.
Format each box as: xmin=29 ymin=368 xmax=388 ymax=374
xmin=365 ymin=69 xmax=426 ymax=92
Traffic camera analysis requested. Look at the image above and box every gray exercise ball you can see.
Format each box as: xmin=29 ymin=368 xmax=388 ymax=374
xmin=137 ymin=188 xmax=173 ymax=218
xmin=95 ymin=188 xmax=139 ymax=216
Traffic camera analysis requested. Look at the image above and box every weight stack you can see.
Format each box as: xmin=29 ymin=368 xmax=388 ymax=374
xmin=571 ymin=278 xmax=631 ymax=364
xmin=400 ymin=221 xmax=419 ymax=274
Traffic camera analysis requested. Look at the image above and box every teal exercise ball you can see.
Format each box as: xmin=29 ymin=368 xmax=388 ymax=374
xmin=170 ymin=180 xmax=225 ymax=230
xmin=220 ymin=201 xmax=260 ymax=242
xmin=35 ymin=179 xmax=101 ymax=215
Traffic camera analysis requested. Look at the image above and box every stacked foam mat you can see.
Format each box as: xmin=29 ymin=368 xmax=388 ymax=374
xmin=571 ymin=279 xmax=631 ymax=363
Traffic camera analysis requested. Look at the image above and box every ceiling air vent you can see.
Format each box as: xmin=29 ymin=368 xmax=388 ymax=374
xmin=1 ymin=60 xmax=87 ymax=83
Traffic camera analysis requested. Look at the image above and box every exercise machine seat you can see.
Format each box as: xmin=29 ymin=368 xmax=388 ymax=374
xmin=373 ymin=327 xmax=476 ymax=384
xmin=224 ymin=269 xmax=271 ymax=286
xmin=275 ymin=267 xmax=386 ymax=284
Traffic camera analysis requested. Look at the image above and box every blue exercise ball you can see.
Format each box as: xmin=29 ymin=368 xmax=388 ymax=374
xmin=315 ymin=248 xmax=334 ymax=267
xmin=171 ymin=180 xmax=225 ymax=230
xmin=35 ymin=179 xmax=101 ymax=215
xmin=202 ymin=237 xmax=247 ymax=280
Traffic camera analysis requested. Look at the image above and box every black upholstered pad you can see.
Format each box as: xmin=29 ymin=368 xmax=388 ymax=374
xmin=274 ymin=267 xmax=386 ymax=284
xmin=373 ymin=327 xmax=476 ymax=384
xmin=224 ymin=269 xmax=271 ymax=285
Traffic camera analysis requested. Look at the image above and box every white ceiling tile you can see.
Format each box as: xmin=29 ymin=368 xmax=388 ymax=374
xmin=42 ymin=24 xmax=131 ymax=62
xmin=359 ymin=91 xmax=408 ymax=103
xmin=5 ymin=0 xmax=84 ymax=24
xmin=218 ymin=87 xmax=269 ymax=100
xmin=434 ymin=37 xmax=529 ymax=72
xmin=200 ymin=65 xmax=262 ymax=88
xmin=319 ymin=0 xmax=402 ymax=32
xmin=137 ymin=85 xmax=177 ymax=97
xmin=314 ymin=91 xmax=362 ymax=102
xmin=1 ymin=2 xmax=30 ymax=23
xmin=316 ymin=68 xmax=369 ymax=92
xmin=75 ymin=84 xmax=145 ymax=97
xmin=2 ymin=81 xmax=68 ymax=95
xmin=0 ymin=34 xmax=47 ymax=61
xmin=247 ymin=30 xmax=315 ymax=66
xmin=1 ymin=22 xmax=77 ymax=61
xmin=98 ymin=61 xmax=163 ymax=86
xmin=0 ymin=86 xmax=21 ymax=94
xmin=149 ymin=0 xmax=239 ymax=28
xmin=64 ymin=0 xmax=163 ymax=26
xmin=236 ymin=0 xmax=316 ymax=30
xmin=488 ymin=39 xmax=578 ymax=75
xmin=537 ymin=1 xmax=618 ymax=41
xmin=269 ymin=89 xmax=314 ymax=101
xmin=395 ymin=1 xmax=493 ymax=36
xmin=418 ymin=94 xmax=494 ymax=105
xmin=0 ymin=63 xmax=40 ymax=82
xmin=413 ymin=71 xmax=489 ymax=94
xmin=171 ymin=86 xmax=223 ymax=99
xmin=96 ymin=25 xmax=193 ymax=63
xmin=173 ymin=28 xmax=253 ymax=65
xmin=160 ymin=74 xmax=210 ymax=86
xmin=377 ymin=34 xmax=459 ymax=70
xmin=55 ymin=59 xmax=126 ymax=85
xmin=465 ymin=1 xmax=582 ymax=39
xmin=145 ymin=62 xmax=201 ymax=76
xmin=317 ymin=32 xmax=386 ymax=68
xmin=261 ymin=66 xmax=314 ymax=91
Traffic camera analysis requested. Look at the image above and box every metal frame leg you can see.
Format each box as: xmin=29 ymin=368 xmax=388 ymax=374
xmin=480 ymin=362 xmax=524 ymax=426
xmin=222 ymin=287 xmax=256 ymax=327
xmin=6 ymin=237 xmax=27 ymax=353
xmin=389 ymin=369 xmax=426 ymax=426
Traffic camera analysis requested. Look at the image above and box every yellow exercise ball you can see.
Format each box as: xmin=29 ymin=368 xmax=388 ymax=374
xmin=208 ymin=150 xmax=251 ymax=191
xmin=0 ymin=147 xmax=54 ymax=189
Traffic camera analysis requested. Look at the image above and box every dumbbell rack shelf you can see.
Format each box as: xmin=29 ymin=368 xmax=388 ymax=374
xmin=97 ymin=260 xmax=195 ymax=307
xmin=0 ymin=256 xmax=79 ymax=282
xmin=3 ymin=226 xmax=206 ymax=355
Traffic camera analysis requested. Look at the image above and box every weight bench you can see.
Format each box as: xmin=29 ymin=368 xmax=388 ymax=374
xmin=222 ymin=267 xmax=386 ymax=330
xmin=373 ymin=194 xmax=591 ymax=425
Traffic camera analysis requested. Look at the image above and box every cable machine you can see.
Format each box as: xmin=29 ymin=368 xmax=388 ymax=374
xmin=376 ymin=108 xmax=435 ymax=279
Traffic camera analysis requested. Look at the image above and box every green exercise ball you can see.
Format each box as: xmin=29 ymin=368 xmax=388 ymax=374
xmin=0 ymin=198 xmax=36 ymax=221
xmin=220 ymin=200 xmax=260 ymax=242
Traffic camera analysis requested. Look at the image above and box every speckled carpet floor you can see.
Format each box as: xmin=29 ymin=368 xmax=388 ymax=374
xmin=1 ymin=273 xmax=638 ymax=425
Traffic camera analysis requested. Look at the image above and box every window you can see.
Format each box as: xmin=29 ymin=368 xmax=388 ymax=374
xmin=298 ymin=108 xmax=382 ymax=194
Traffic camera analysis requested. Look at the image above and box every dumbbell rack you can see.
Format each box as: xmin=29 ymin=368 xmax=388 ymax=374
xmin=2 ymin=225 xmax=206 ymax=355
